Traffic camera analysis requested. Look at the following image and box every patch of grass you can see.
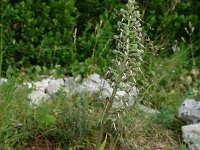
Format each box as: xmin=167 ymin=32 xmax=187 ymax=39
xmin=106 ymin=109 xmax=181 ymax=150
xmin=0 ymin=78 xmax=33 ymax=149
xmin=0 ymin=78 xmax=185 ymax=149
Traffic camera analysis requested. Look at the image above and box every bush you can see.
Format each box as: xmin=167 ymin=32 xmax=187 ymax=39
xmin=74 ymin=0 xmax=126 ymax=75
xmin=1 ymin=0 xmax=200 ymax=75
xmin=140 ymin=0 xmax=200 ymax=57
xmin=1 ymin=0 xmax=127 ymax=76
xmin=1 ymin=0 xmax=77 ymax=72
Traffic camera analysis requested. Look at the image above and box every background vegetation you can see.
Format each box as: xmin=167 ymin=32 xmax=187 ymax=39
xmin=1 ymin=0 xmax=200 ymax=75
xmin=0 ymin=0 xmax=200 ymax=149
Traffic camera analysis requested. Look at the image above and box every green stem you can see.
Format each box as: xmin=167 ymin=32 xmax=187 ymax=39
xmin=95 ymin=85 xmax=118 ymax=150
xmin=95 ymin=70 xmax=123 ymax=149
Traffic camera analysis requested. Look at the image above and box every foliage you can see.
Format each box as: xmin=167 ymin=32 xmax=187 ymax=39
xmin=140 ymin=0 xmax=200 ymax=56
xmin=74 ymin=0 xmax=126 ymax=75
xmin=1 ymin=0 xmax=200 ymax=75
xmin=1 ymin=0 xmax=77 ymax=73
xmin=133 ymin=0 xmax=200 ymax=111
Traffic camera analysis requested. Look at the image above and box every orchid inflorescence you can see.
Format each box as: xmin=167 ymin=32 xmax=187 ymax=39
xmin=106 ymin=0 xmax=144 ymax=99
xmin=96 ymin=1 xmax=144 ymax=148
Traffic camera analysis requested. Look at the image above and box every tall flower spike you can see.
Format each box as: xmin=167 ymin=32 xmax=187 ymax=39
xmin=96 ymin=1 xmax=144 ymax=149
xmin=107 ymin=0 xmax=144 ymax=89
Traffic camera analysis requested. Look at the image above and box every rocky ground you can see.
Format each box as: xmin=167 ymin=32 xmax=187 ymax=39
xmin=1 ymin=74 xmax=200 ymax=149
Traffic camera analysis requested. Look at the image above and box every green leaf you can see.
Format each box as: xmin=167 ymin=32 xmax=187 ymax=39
xmin=99 ymin=134 xmax=107 ymax=150
xmin=38 ymin=114 xmax=56 ymax=127
xmin=35 ymin=65 xmax=42 ymax=73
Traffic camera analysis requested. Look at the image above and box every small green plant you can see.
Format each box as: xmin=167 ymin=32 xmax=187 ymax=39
xmin=96 ymin=0 xmax=144 ymax=149
xmin=0 ymin=78 xmax=32 ymax=149
xmin=156 ymin=104 xmax=175 ymax=127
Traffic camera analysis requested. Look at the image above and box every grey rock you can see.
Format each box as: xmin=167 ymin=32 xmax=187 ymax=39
xmin=85 ymin=74 xmax=137 ymax=109
xmin=45 ymin=78 xmax=64 ymax=95
xmin=115 ymin=82 xmax=137 ymax=108
xmin=112 ymin=90 xmax=128 ymax=109
xmin=83 ymin=74 xmax=113 ymax=98
xmin=74 ymin=74 xmax=82 ymax=82
xmin=75 ymin=84 xmax=87 ymax=94
xmin=23 ymin=81 xmax=33 ymax=88
xmin=25 ymin=73 xmax=137 ymax=110
xmin=129 ymin=86 xmax=137 ymax=97
xmin=116 ymin=90 xmax=127 ymax=98
xmin=99 ymin=80 xmax=113 ymax=99
xmin=88 ymin=73 xmax=102 ymax=83
xmin=82 ymin=78 xmax=100 ymax=95
xmin=139 ymin=105 xmax=160 ymax=114
xmin=63 ymin=77 xmax=78 ymax=94
xmin=182 ymin=124 xmax=200 ymax=150
xmin=28 ymin=90 xmax=50 ymax=105
xmin=178 ymin=99 xmax=200 ymax=124
xmin=0 ymin=78 xmax=7 ymax=84
xmin=33 ymin=78 xmax=52 ymax=92
xmin=189 ymin=144 xmax=200 ymax=150
xmin=113 ymin=89 xmax=136 ymax=110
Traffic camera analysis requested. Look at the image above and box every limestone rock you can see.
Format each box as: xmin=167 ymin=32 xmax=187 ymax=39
xmin=99 ymin=79 xmax=113 ymax=99
xmin=28 ymin=90 xmax=50 ymax=105
xmin=129 ymin=86 xmax=137 ymax=97
xmin=23 ymin=81 xmax=33 ymax=88
xmin=74 ymin=74 xmax=82 ymax=82
xmin=182 ymin=124 xmax=200 ymax=150
xmin=63 ymin=77 xmax=78 ymax=94
xmin=139 ymin=105 xmax=160 ymax=114
xmin=0 ymin=78 xmax=7 ymax=84
xmin=75 ymin=84 xmax=87 ymax=94
xmin=112 ymin=90 xmax=128 ymax=109
xmin=81 ymin=78 xmax=100 ymax=95
xmin=88 ymin=73 xmax=102 ymax=83
xmin=33 ymin=78 xmax=53 ymax=92
xmin=112 ymin=89 xmax=137 ymax=110
xmin=85 ymin=74 xmax=137 ymax=109
xmin=83 ymin=73 xmax=110 ymax=96
xmin=25 ymin=73 xmax=137 ymax=110
xmin=45 ymin=78 xmax=64 ymax=95
xmin=178 ymin=99 xmax=200 ymax=124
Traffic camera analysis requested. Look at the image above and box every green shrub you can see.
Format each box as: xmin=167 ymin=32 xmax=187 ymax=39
xmin=140 ymin=0 xmax=200 ymax=57
xmin=1 ymin=0 xmax=200 ymax=76
xmin=74 ymin=0 xmax=126 ymax=75
xmin=1 ymin=0 xmax=77 ymax=72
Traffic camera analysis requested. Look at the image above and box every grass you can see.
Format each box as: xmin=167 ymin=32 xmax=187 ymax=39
xmin=0 ymin=77 xmax=188 ymax=149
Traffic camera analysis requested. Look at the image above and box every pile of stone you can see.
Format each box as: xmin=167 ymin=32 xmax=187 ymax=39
xmin=22 ymin=73 xmax=137 ymax=110
xmin=178 ymin=99 xmax=200 ymax=150
xmin=0 ymin=78 xmax=7 ymax=84
xmin=0 ymin=74 xmax=158 ymax=113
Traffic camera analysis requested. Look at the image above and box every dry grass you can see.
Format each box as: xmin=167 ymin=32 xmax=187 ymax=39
xmin=112 ymin=109 xmax=183 ymax=150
